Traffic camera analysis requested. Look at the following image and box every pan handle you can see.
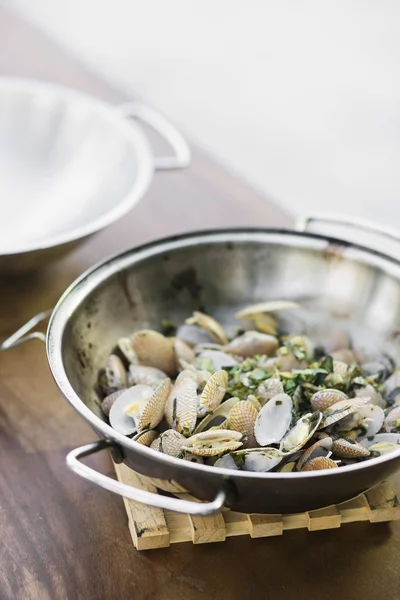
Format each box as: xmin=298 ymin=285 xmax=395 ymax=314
xmin=117 ymin=102 xmax=191 ymax=171
xmin=296 ymin=214 xmax=400 ymax=245
xmin=66 ymin=439 xmax=227 ymax=516
xmin=0 ymin=309 xmax=52 ymax=350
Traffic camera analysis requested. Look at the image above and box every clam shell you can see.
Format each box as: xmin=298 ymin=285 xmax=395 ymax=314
xmin=224 ymin=331 xmax=278 ymax=358
xmin=320 ymin=330 xmax=350 ymax=353
xmin=137 ymin=378 xmax=171 ymax=431
xmin=185 ymin=311 xmax=228 ymax=345
xmin=355 ymin=384 xmax=386 ymax=409
xmin=99 ymin=354 xmax=127 ymax=396
xmin=247 ymin=394 xmax=262 ymax=412
xmin=286 ymin=335 xmax=314 ymax=361
xmin=384 ymin=369 xmax=400 ymax=396
xmin=332 ymin=437 xmax=370 ymax=458
xmin=310 ymin=389 xmax=348 ymax=412
xmin=176 ymin=323 xmax=214 ymax=346
xmin=128 ymin=364 xmax=168 ymax=388
xmin=257 ymin=378 xmax=284 ymax=404
xmin=384 ymin=406 xmax=400 ymax=432
xmin=109 ymin=385 xmax=153 ymax=435
xmin=183 ymin=430 xmax=243 ymax=457
xmin=165 ymin=371 xmax=198 ymax=435
xmin=131 ymin=330 xmax=176 ymax=376
xmin=200 ymin=370 xmax=228 ymax=412
xmin=254 ymin=393 xmax=292 ymax=446
xmin=181 ymin=452 xmax=204 ymax=464
xmin=235 ymin=300 xmax=299 ymax=319
xmin=331 ymin=349 xmax=357 ymax=365
xmin=301 ymin=457 xmax=338 ymax=471
xmin=280 ymin=412 xmax=322 ymax=454
xmin=151 ymin=429 xmax=186 ymax=457
xmin=101 ymin=389 xmax=125 ymax=417
xmin=194 ymin=397 xmax=239 ymax=433
xmin=360 ymin=433 xmax=400 ymax=456
xmin=337 ymin=404 xmax=385 ymax=437
xmin=196 ymin=350 xmax=237 ymax=370
xmin=117 ymin=337 xmax=138 ymax=365
xmin=132 ymin=429 xmax=158 ymax=447
xmin=319 ymin=398 xmax=368 ymax=428
xmin=174 ymin=338 xmax=195 ymax=365
xmin=333 ymin=360 xmax=348 ymax=376
xmin=296 ymin=437 xmax=333 ymax=471
xmin=226 ymin=400 xmax=258 ymax=447
xmin=250 ymin=313 xmax=278 ymax=335
xmin=214 ymin=453 xmax=239 ymax=470
xmin=231 ymin=447 xmax=284 ymax=472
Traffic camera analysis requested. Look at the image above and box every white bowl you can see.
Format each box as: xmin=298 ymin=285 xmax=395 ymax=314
xmin=0 ymin=78 xmax=190 ymax=271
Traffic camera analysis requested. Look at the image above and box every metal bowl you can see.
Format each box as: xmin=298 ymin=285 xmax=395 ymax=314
xmin=0 ymin=78 xmax=190 ymax=272
xmin=4 ymin=217 xmax=400 ymax=515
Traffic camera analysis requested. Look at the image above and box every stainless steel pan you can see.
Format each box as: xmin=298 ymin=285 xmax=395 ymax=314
xmin=4 ymin=216 xmax=400 ymax=515
xmin=0 ymin=78 xmax=190 ymax=271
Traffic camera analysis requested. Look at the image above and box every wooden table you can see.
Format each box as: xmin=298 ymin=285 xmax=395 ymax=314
xmin=0 ymin=7 xmax=399 ymax=600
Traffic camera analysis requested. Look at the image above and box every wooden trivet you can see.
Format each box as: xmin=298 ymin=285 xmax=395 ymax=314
xmin=113 ymin=462 xmax=400 ymax=551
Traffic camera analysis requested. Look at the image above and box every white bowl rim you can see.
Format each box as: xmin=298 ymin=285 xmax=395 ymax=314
xmin=0 ymin=77 xmax=154 ymax=256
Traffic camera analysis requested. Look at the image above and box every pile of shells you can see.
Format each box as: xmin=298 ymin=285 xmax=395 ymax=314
xmin=97 ymin=302 xmax=400 ymax=473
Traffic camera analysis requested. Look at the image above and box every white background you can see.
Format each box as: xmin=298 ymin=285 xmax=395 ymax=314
xmin=2 ymin=0 xmax=400 ymax=223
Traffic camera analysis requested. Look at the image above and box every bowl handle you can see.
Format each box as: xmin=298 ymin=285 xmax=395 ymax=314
xmin=296 ymin=214 xmax=400 ymax=245
xmin=66 ymin=439 xmax=228 ymax=516
xmin=116 ymin=102 xmax=191 ymax=170
xmin=0 ymin=309 xmax=52 ymax=350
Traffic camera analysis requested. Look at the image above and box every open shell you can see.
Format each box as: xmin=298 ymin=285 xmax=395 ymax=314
xmin=194 ymin=397 xmax=239 ymax=434
xmin=296 ymin=436 xmax=333 ymax=471
xmin=131 ymin=329 xmax=176 ymax=376
xmin=199 ymin=370 xmax=228 ymax=412
xmin=183 ymin=430 xmax=243 ymax=456
xmin=280 ymin=412 xmax=322 ymax=455
xmin=230 ymin=447 xmax=284 ymax=472
xmin=185 ymin=311 xmax=228 ymax=345
xmin=117 ymin=337 xmax=138 ymax=365
xmin=132 ymin=429 xmax=158 ymax=447
xmin=196 ymin=350 xmax=237 ymax=370
xmin=137 ymin=378 xmax=171 ymax=431
xmin=109 ymin=385 xmax=153 ymax=435
xmin=174 ymin=338 xmax=195 ymax=365
xmin=337 ymin=404 xmax=385 ymax=437
xmin=235 ymin=300 xmax=299 ymax=319
xmin=101 ymin=389 xmax=125 ymax=417
xmin=151 ymin=429 xmax=186 ymax=457
xmin=384 ymin=406 xmax=400 ymax=432
xmin=360 ymin=433 xmax=400 ymax=456
xmin=254 ymin=393 xmax=293 ymax=446
xmin=224 ymin=331 xmax=278 ymax=358
xmin=319 ymin=398 xmax=368 ymax=428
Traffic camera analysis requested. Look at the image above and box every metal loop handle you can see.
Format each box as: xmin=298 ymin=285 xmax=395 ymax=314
xmin=67 ymin=439 xmax=227 ymax=516
xmin=117 ymin=102 xmax=191 ymax=170
xmin=296 ymin=214 xmax=400 ymax=245
xmin=0 ymin=309 xmax=52 ymax=350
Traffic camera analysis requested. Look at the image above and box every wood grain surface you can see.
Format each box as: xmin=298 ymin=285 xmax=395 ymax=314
xmin=0 ymin=6 xmax=399 ymax=600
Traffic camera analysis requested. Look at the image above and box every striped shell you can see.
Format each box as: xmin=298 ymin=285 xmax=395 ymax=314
xmin=226 ymin=400 xmax=258 ymax=447
xmin=137 ymin=378 xmax=171 ymax=431
xmin=150 ymin=429 xmax=186 ymax=457
xmin=165 ymin=371 xmax=198 ymax=435
xmin=280 ymin=412 xmax=322 ymax=454
xmin=131 ymin=330 xmax=176 ymax=376
xmin=333 ymin=360 xmax=348 ymax=376
xmin=332 ymin=437 xmax=370 ymax=458
xmin=183 ymin=430 xmax=243 ymax=457
xmin=247 ymin=394 xmax=262 ymax=412
xmin=133 ymin=429 xmax=158 ymax=446
xmin=257 ymin=378 xmax=284 ymax=404
xmin=319 ymin=398 xmax=368 ymax=428
xmin=296 ymin=436 xmax=333 ymax=471
xmin=224 ymin=331 xmax=278 ymax=358
xmin=200 ymin=370 xmax=228 ymax=412
xmin=310 ymin=388 xmax=348 ymax=412
xmin=185 ymin=311 xmax=228 ymax=345
xmin=301 ymin=457 xmax=338 ymax=471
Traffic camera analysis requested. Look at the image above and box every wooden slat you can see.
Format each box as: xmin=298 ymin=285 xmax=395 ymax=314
xmin=247 ymin=514 xmax=283 ymax=538
xmin=365 ymin=481 xmax=400 ymax=523
xmin=338 ymin=494 xmax=370 ymax=523
xmin=307 ymin=505 xmax=341 ymax=531
xmin=114 ymin=463 xmax=170 ymax=550
xmin=175 ymin=493 xmax=226 ymax=543
xmin=282 ymin=513 xmax=308 ymax=530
